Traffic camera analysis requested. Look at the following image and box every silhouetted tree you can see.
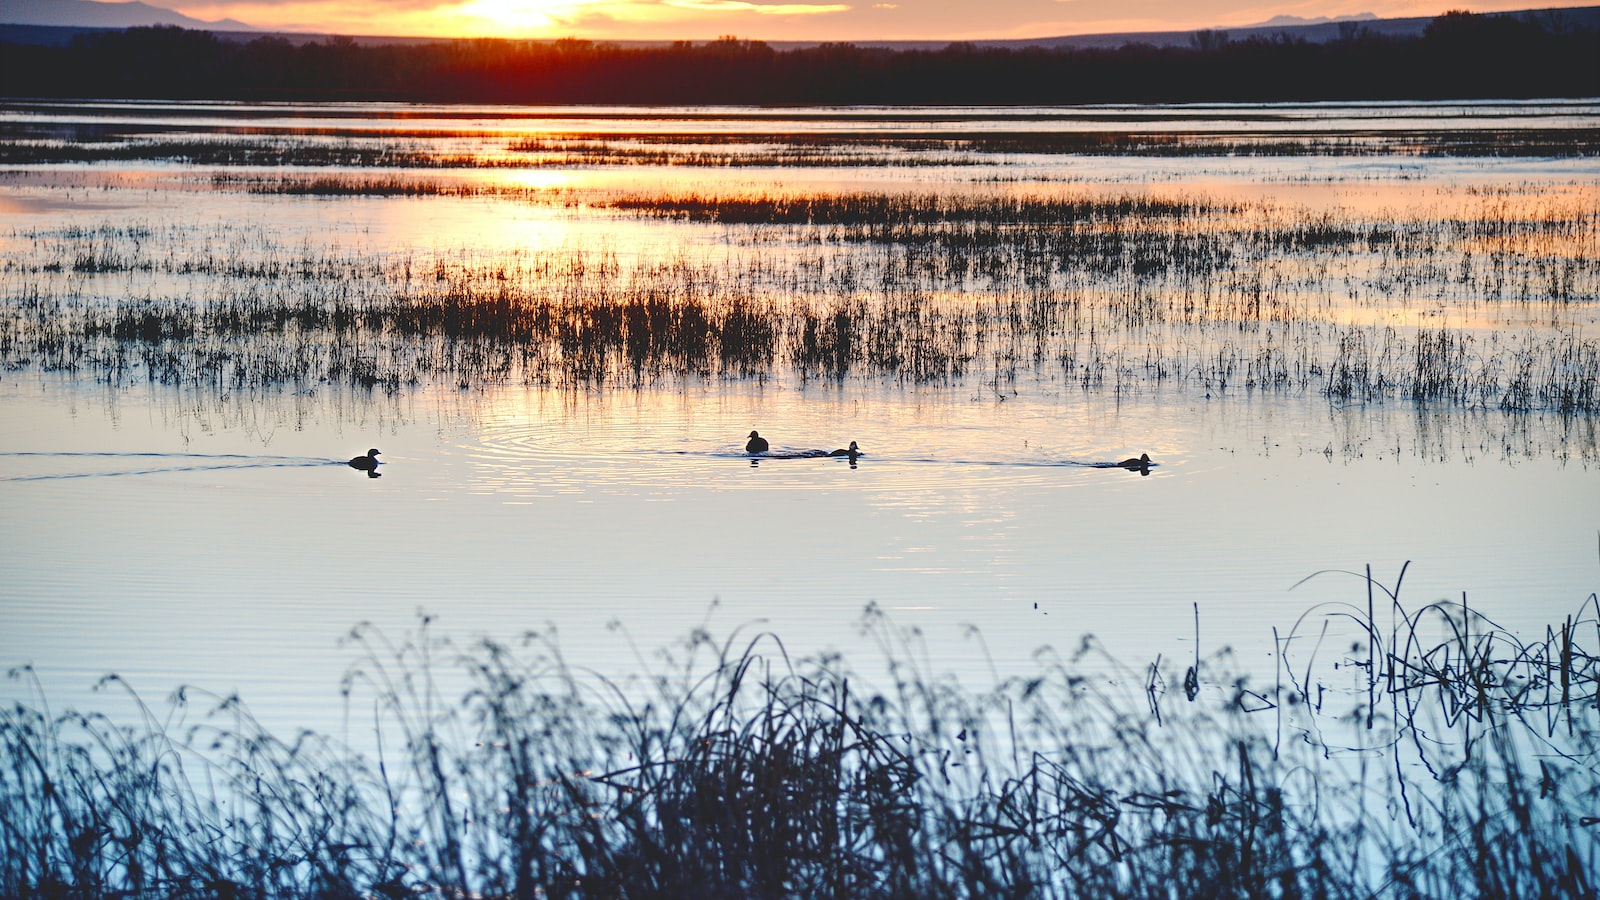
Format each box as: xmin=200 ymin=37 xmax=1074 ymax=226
xmin=2 ymin=13 xmax=1595 ymax=103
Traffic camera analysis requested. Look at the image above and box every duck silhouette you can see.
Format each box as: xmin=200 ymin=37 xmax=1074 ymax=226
xmin=1118 ymin=453 xmax=1151 ymax=468
xmin=828 ymin=441 xmax=862 ymax=461
xmin=349 ymin=448 xmax=381 ymax=471
xmin=745 ymin=431 xmax=769 ymax=454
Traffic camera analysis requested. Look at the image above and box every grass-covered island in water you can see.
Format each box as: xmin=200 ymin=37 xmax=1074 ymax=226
xmin=5 ymin=188 xmax=1596 ymax=407
xmin=2 ymin=564 xmax=1597 ymax=898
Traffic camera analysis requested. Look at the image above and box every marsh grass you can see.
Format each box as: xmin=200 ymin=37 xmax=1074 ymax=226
xmin=0 ymin=138 xmax=446 ymax=168
xmin=2 ymin=568 xmax=1597 ymax=898
xmin=3 ymin=188 xmax=1596 ymax=412
xmin=4 ymin=126 xmax=1597 ymax=170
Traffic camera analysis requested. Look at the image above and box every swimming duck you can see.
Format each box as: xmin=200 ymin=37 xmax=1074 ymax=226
xmin=1118 ymin=453 xmax=1151 ymax=469
xmin=745 ymin=431 xmax=769 ymax=454
xmin=828 ymin=441 xmax=861 ymax=461
xmin=349 ymin=448 xmax=381 ymax=470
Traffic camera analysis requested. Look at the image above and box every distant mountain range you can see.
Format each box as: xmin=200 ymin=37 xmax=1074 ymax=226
xmin=0 ymin=3 xmax=1380 ymax=35
xmin=1250 ymin=13 xmax=1378 ymax=27
xmin=944 ymin=7 xmax=1597 ymax=51
xmin=0 ymin=0 xmax=1595 ymax=50
xmin=0 ymin=0 xmax=255 ymax=31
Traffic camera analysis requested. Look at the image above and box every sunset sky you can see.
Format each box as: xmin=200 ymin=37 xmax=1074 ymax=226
xmin=158 ymin=1 xmax=1597 ymax=41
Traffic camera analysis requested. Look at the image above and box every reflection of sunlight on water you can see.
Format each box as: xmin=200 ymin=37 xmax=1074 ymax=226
xmin=487 ymin=168 xmax=584 ymax=190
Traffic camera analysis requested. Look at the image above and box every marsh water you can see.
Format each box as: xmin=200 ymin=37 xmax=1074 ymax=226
xmin=1 ymin=100 xmax=1597 ymax=741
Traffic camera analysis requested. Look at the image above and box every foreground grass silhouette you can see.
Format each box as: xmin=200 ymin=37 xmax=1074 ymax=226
xmin=2 ymin=566 xmax=1596 ymax=898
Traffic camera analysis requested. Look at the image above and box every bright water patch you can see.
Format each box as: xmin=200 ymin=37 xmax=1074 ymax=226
xmin=2 ymin=374 xmax=1594 ymax=746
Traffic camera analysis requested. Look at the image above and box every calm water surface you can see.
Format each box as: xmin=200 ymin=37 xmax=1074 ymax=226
xmin=1 ymin=100 xmax=1596 ymax=741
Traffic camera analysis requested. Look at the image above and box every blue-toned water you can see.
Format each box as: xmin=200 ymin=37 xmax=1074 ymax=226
xmin=1 ymin=100 xmax=1596 ymax=743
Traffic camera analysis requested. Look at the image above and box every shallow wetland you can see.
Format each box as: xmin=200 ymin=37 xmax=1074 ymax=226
xmin=1 ymin=99 xmax=1598 ymax=895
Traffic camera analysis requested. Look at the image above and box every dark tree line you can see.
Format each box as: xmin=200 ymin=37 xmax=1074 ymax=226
xmin=2 ymin=11 xmax=1596 ymax=103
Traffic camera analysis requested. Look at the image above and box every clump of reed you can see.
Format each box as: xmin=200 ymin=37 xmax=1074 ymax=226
xmin=2 ymin=569 xmax=1596 ymax=898
xmin=0 ymin=137 xmax=445 ymax=168
xmin=606 ymin=192 xmax=1222 ymax=226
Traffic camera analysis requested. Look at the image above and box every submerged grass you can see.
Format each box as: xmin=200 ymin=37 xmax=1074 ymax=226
xmin=1 ymin=568 xmax=1597 ymax=898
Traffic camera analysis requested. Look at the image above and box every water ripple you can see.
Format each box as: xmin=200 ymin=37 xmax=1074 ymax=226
xmin=0 ymin=452 xmax=337 ymax=482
